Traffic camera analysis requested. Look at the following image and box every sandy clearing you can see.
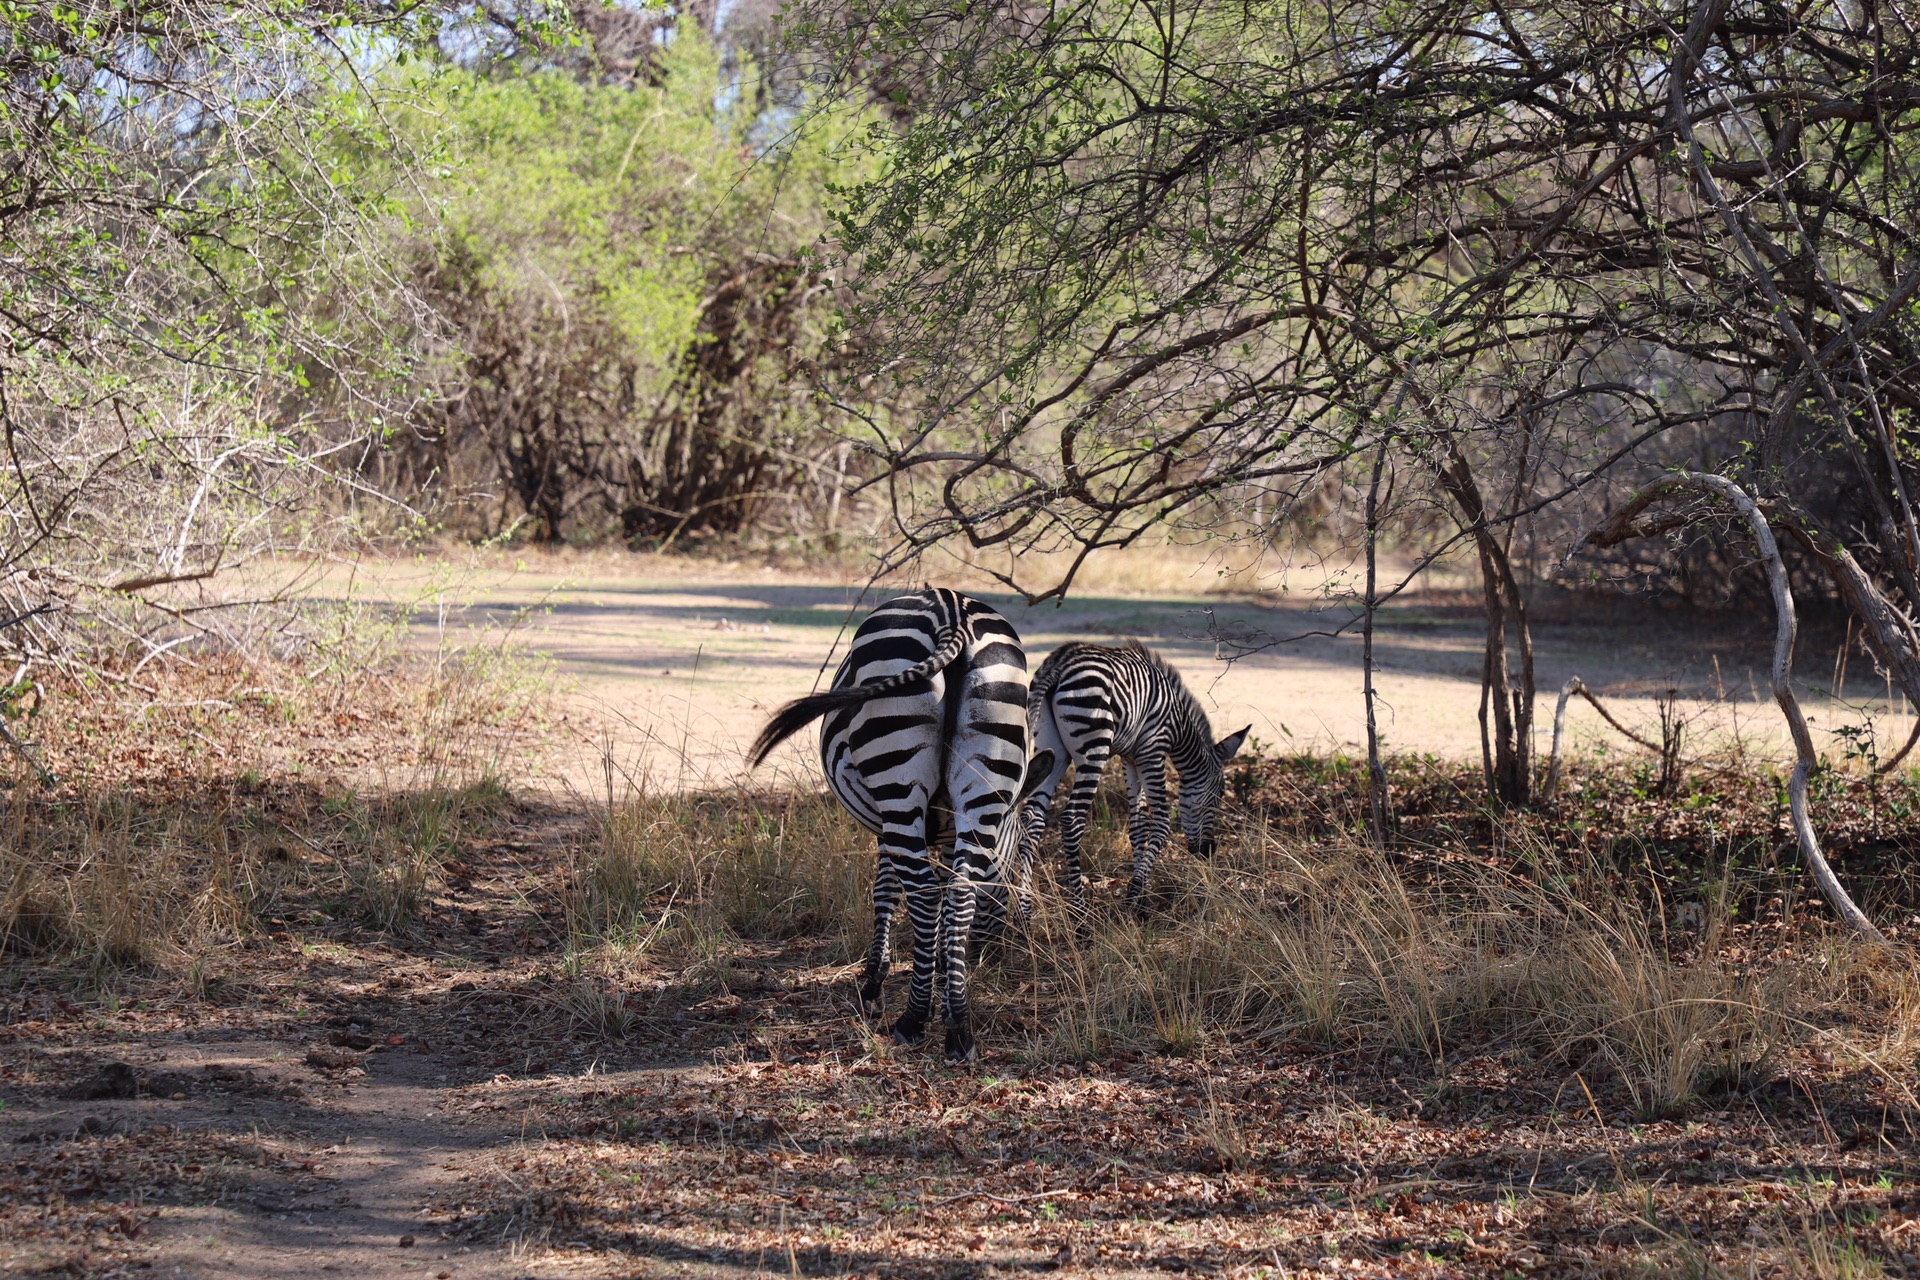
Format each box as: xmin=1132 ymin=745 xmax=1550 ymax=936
xmin=316 ymin=548 xmax=1912 ymax=796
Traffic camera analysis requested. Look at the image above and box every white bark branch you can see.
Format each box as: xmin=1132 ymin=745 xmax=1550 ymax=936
xmin=1541 ymin=676 xmax=1666 ymax=803
xmin=1580 ymin=472 xmax=1889 ymax=945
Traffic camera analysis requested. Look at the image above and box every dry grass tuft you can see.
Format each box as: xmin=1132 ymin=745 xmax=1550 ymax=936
xmin=1000 ymin=796 xmax=1867 ymax=1116
xmin=566 ymin=786 xmax=869 ymax=957
xmin=340 ymin=779 xmax=510 ymax=930
xmin=0 ymin=628 xmax=543 ymax=981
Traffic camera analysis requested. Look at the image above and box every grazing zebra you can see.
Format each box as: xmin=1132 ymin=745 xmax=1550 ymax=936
xmin=748 ymin=588 xmax=1053 ymax=1062
xmin=1018 ymin=641 xmax=1250 ymax=916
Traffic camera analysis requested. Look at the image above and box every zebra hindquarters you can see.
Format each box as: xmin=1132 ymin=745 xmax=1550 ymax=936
xmin=935 ymin=642 xmax=1032 ymax=1063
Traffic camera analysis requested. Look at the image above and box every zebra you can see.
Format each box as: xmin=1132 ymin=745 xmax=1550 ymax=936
xmin=1018 ymin=640 xmax=1250 ymax=916
xmin=748 ymin=588 xmax=1053 ymax=1062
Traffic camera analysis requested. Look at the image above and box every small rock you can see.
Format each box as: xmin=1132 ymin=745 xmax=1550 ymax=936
xmin=328 ymin=1031 xmax=374 ymax=1051
xmin=399 ymin=1235 xmax=415 ymax=1248
xmin=306 ymin=1046 xmax=363 ymax=1070
xmin=68 ymin=1062 xmax=142 ymax=1100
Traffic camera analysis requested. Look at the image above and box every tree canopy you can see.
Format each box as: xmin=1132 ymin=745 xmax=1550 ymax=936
xmin=806 ymin=0 xmax=1920 ymax=603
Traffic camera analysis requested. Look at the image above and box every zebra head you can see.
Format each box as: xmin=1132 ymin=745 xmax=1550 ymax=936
xmin=1180 ymin=726 xmax=1251 ymax=859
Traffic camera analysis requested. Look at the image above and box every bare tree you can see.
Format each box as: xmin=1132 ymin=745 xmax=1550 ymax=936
xmin=0 ymin=2 xmax=471 ymax=662
xmin=801 ymin=0 xmax=1920 ymax=808
xmin=1583 ymin=473 xmax=1888 ymax=942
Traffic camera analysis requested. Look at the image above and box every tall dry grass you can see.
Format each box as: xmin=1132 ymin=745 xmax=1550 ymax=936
xmin=558 ymin=767 xmax=1916 ymax=1110
xmin=554 ymin=780 xmax=871 ymax=1033
xmin=0 ymin=794 xmax=262 ymax=977
xmin=990 ymin=794 xmax=1904 ymax=1115
xmin=0 ymin=627 xmax=544 ymax=982
xmin=568 ymin=786 xmax=869 ymax=953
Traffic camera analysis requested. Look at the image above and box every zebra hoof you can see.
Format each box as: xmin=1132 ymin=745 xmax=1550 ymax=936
xmin=857 ymin=977 xmax=885 ymax=1015
xmin=890 ymin=1013 xmax=928 ymax=1046
xmin=943 ymin=1025 xmax=976 ymax=1063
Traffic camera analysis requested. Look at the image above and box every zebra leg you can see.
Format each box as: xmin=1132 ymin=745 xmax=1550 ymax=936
xmin=1122 ymin=758 xmax=1145 ymax=822
xmin=891 ymin=855 xmax=941 ymax=1045
xmin=1124 ymin=754 xmax=1174 ymax=909
xmin=1011 ymin=797 xmax=1046 ymax=923
xmin=1057 ymin=755 xmax=1107 ymax=924
xmin=940 ymin=867 xmax=983 ymax=1062
xmin=859 ymin=851 xmax=902 ymax=1013
xmin=1015 ymin=706 xmax=1070 ymax=924
xmin=1012 ymin=774 xmax=1061 ymax=924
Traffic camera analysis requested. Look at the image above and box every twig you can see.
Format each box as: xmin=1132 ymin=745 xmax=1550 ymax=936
xmin=1541 ymin=677 xmax=1664 ymax=802
xmin=927 ymin=1186 xmax=1079 ymax=1209
xmin=0 ymin=714 xmax=55 ymax=788
xmin=0 ymin=603 xmax=50 ymax=632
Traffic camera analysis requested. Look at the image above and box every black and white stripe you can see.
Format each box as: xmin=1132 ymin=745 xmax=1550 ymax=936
xmin=1018 ymin=641 xmax=1249 ymax=915
xmin=749 ymin=588 xmax=1052 ymax=1062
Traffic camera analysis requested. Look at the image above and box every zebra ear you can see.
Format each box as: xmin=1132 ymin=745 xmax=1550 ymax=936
xmin=1017 ymin=750 xmax=1057 ymax=802
xmin=1215 ymin=726 xmax=1251 ymax=763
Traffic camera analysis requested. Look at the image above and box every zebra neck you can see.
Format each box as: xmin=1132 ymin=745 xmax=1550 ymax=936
xmin=1166 ymin=700 xmax=1215 ymax=781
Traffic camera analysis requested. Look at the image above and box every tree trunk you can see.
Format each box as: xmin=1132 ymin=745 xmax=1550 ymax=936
xmin=1363 ymin=439 xmax=1391 ymax=845
xmin=1437 ymin=440 xmax=1534 ymax=807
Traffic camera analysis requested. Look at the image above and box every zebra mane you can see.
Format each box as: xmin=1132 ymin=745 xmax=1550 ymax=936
xmin=1116 ymin=639 xmax=1215 ymax=743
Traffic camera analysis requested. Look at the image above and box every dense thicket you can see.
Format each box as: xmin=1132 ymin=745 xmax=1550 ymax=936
xmin=0 ymin=0 xmax=461 ymax=661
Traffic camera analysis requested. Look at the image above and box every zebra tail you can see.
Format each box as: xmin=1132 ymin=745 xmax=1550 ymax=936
xmin=746 ymin=624 xmax=966 ymax=768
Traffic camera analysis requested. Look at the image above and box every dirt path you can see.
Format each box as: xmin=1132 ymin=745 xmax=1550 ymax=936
xmin=15 ymin=1043 xmax=519 ymax=1279
xmin=327 ymin=548 xmax=1912 ymax=795
xmin=1 ymin=807 xmax=595 ymax=1280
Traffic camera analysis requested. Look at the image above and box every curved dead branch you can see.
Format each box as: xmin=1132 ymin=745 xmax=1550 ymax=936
xmin=1878 ymin=720 xmax=1920 ymax=777
xmin=1581 ymin=472 xmax=1888 ymax=945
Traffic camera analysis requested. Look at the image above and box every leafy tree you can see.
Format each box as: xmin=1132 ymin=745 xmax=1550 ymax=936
xmin=0 ymin=0 xmax=483 ymax=659
xmin=381 ymin=29 xmax=870 ymax=544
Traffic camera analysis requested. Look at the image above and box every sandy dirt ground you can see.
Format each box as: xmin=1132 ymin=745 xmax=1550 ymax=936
xmin=322 ymin=546 xmax=1914 ymax=796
